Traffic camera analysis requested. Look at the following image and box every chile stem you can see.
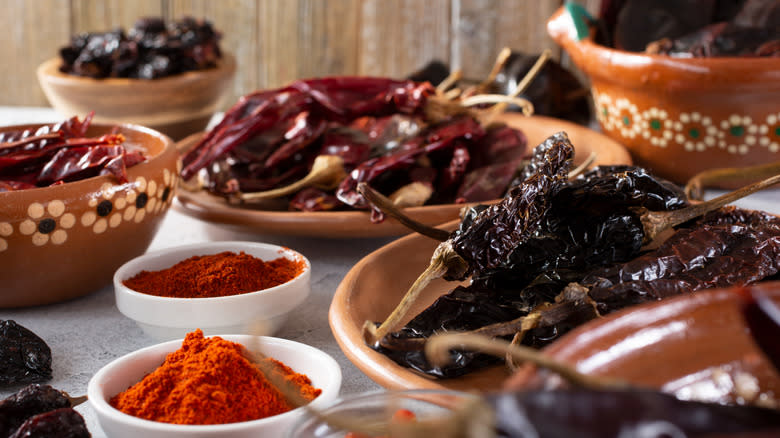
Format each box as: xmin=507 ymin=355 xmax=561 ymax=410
xmin=363 ymin=241 xmax=468 ymax=345
xmin=640 ymin=173 xmax=780 ymax=244
xmin=357 ymin=182 xmax=450 ymax=241
xmin=425 ymin=333 xmax=632 ymax=391
xmin=235 ymin=155 xmax=346 ymax=203
xmin=685 ymin=160 xmax=780 ymax=201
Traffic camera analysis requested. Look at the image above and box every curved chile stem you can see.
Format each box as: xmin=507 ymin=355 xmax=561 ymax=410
xmin=641 ymin=173 xmax=780 ymax=243
xmin=357 ymin=182 xmax=450 ymax=241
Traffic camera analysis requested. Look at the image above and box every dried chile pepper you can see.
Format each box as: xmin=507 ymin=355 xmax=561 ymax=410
xmin=369 ymin=145 xmax=780 ymax=377
xmin=180 ymin=73 xmax=533 ymax=215
xmin=8 ymin=408 xmax=90 ymax=438
xmin=363 ymin=133 xmax=573 ymax=345
xmin=0 ymin=321 xmax=52 ymax=387
xmin=489 ymin=389 xmax=780 ymax=438
xmin=0 ymin=385 xmax=76 ymax=436
xmin=451 ymin=131 xmax=573 ymax=275
xmin=60 ymin=16 xmax=221 ymax=79
xmin=0 ymin=115 xmax=146 ymax=191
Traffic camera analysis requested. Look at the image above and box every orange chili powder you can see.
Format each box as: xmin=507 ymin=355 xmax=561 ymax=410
xmin=123 ymin=251 xmax=305 ymax=298
xmin=109 ymin=329 xmax=321 ymax=425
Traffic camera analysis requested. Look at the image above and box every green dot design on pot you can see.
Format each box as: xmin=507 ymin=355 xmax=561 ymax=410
xmin=594 ymin=91 xmax=779 ymax=156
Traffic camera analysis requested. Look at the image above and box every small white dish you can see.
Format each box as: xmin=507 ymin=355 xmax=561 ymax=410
xmin=114 ymin=241 xmax=311 ymax=341
xmin=88 ymin=334 xmax=342 ymax=438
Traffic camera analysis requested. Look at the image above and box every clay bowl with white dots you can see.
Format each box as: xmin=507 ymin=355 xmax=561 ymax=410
xmin=0 ymin=123 xmax=177 ymax=307
xmin=548 ymin=6 xmax=780 ymax=186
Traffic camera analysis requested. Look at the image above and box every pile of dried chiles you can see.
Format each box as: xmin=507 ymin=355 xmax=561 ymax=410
xmin=0 ymin=320 xmax=89 ymax=436
xmin=181 ymin=77 xmax=530 ymax=218
xmin=597 ymin=0 xmax=779 ymax=56
xmin=367 ymin=132 xmax=780 ymax=380
xmin=59 ymin=16 xmax=222 ymax=79
xmin=0 ymin=114 xmax=146 ymax=192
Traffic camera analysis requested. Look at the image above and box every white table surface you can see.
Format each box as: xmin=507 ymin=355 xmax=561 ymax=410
xmin=1 ymin=106 xmax=778 ymax=437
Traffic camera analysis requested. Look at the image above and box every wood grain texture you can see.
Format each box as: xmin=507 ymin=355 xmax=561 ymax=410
xmin=3 ymin=0 xmax=597 ymax=108
xmin=358 ymin=0 xmax=451 ymax=78
xmin=0 ymin=1 xmax=69 ymax=105
xmin=168 ymin=0 xmax=259 ymax=108
xmin=453 ymin=0 xmax=562 ymax=81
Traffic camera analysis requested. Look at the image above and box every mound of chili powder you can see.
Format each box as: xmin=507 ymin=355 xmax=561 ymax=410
xmin=122 ymin=251 xmax=305 ymax=298
xmin=109 ymin=329 xmax=321 ymax=425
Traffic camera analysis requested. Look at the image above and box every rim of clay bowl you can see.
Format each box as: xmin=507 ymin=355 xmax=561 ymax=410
xmin=546 ymin=6 xmax=780 ymax=92
xmin=88 ymin=334 xmax=342 ymax=433
xmin=36 ymin=52 xmax=236 ymax=88
xmin=0 ymin=122 xmax=174 ymax=196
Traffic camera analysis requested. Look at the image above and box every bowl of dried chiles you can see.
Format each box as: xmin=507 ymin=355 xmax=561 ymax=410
xmin=37 ymin=16 xmax=235 ymax=140
xmin=88 ymin=330 xmax=341 ymax=438
xmin=113 ymin=241 xmax=311 ymax=341
xmin=0 ymin=115 xmax=177 ymax=307
xmin=547 ymin=1 xmax=780 ymax=185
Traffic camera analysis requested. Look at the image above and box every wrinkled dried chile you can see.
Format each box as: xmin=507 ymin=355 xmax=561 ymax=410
xmin=60 ymin=16 xmax=221 ymax=79
xmin=0 ymin=321 xmax=52 ymax=387
xmin=9 ymin=408 xmax=89 ymax=438
xmin=374 ymin=160 xmax=780 ymax=378
xmin=489 ymin=389 xmax=780 ymax=438
xmin=0 ymin=384 xmax=72 ymax=436
xmin=0 ymin=115 xmax=146 ymax=191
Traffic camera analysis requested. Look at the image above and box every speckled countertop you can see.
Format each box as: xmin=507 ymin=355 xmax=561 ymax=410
xmin=1 ymin=107 xmax=779 ymax=437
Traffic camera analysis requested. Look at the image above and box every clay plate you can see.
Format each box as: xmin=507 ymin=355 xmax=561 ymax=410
xmin=505 ymin=282 xmax=780 ymax=405
xmin=329 ymin=223 xmax=780 ymax=394
xmin=173 ymin=114 xmax=631 ymax=238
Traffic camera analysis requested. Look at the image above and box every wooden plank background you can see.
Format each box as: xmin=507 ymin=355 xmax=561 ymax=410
xmin=0 ymin=0 xmax=602 ymax=108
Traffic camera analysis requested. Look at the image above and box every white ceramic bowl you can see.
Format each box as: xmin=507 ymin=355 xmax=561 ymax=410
xmin=114 ymin=241 xmax=311 ymax=340
xmin=88 ymin=334 xmax=342 ymax=438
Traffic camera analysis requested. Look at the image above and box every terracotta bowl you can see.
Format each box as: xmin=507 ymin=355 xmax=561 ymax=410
xmin=505 ymin=282 xmax=780 ymax=406
xmin=0 ymin=123 xmax=178 ymax=307
xmin=547 ymin=6 xmax=780 ymax=185
xmin=37 ymin=54 xmax=236 ymax=140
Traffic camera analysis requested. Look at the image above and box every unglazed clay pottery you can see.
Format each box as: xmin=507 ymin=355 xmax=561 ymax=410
xmin=547 ymin=6 xmax=780 ymax=185
xmin=0 ymin=123 xmax=177 ymax=307
xmin=37 ymin=54 xmax=236 ymax=140
xmin=505 ymin=282 xmax=780 ymax=406
xmin=174 ymin=113 xmax=632 ymax=238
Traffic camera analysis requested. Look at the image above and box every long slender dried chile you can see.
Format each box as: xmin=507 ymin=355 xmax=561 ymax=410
xmin=181 ymin=77 xmax=435 ymax=180
xmin=337 ymin=116 xmax=485 ymax=210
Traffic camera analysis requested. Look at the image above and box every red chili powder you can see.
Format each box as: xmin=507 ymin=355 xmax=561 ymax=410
xmin=122 ymin=251 xmax=306 ymax=298
xmin=109 ymin=329 xmax=322 ymax=425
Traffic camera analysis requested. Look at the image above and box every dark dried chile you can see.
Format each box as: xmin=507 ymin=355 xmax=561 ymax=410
xmin=373 ymin=149 xmax=780 ymax=377
xmin=60 ymin=16 xmax=221 ymax=79
xmin=598 ymin=0 xmax=780 ymax=57
xmin=0 ymin=385 xmax=71 ymax=436
xmin=9 ymin=408 xmax=90 ymax=438
xmin=0 ymin=321 xmax=51 ymax=387
xmin=489 ymin=389 xmax=780 ymax=438
xmin=374 ymin=164 xmax=692 ymax=376
xmin=738 ymin=283 xmax=780 ymax=371
xmin=451 ymin=131 xmax=573 ymax=277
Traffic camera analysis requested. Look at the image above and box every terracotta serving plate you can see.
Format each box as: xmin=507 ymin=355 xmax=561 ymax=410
xmin=506 ymin=282 xmax=780 ymax=406
xmin=329 ymin=223 xmax=780 ymax=395
xmin=173 ymin=114 xmax=631 ymax=238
